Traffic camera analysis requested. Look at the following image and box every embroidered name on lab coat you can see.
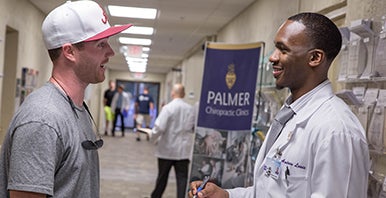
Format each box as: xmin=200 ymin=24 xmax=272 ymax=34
xmin=281 ymin=159 xmax=306 ymax=170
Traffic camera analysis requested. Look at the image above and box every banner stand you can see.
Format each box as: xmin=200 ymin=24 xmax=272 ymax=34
xmin=189 ymin=41 xmax=265 ymax=188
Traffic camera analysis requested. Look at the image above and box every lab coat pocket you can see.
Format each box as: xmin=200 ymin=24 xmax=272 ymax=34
xmin=282 ymin=165 xmax=307 ymax=196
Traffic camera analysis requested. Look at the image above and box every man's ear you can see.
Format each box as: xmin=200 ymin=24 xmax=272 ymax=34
xmin=309 ymin=49 xmax=324 ymax=67
xmin=62 ymin=43 xmax=76 ymax=62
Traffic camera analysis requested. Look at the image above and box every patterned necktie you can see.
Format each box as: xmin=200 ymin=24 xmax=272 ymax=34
xmin=264 ymin=106 xmax=295 ymax=156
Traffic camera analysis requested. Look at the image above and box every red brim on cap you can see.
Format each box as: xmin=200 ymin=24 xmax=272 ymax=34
xmin=85 ymin=24 xmax=133 ymax=42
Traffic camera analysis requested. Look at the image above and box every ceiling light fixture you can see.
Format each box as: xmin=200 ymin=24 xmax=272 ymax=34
xmin=108 ymin=5 xmax=157 ymax=19
xmin=128 ymin=62 xmax=147 ymax=73
xmin=121 ymin=26 xmax=154 ymax=35
xmin=119 ymin=46 xmax=149 ymax=73
xmin=119 ymin=37 xmax=152 ymax=46
xmin=125 ymin=57 xmax=148 ymax=63
xmin=126 ymin=57 xmax=148 ymax=73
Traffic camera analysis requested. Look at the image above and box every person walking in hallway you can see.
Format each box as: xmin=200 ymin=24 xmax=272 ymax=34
xmin=135 ymin=87 xmax=154 ymax=141
xmin=151 ymin=84 xmax=195 ymax=198
xmin=189 ymin=12 xmax=370 ymax=198
xmin=111 ymin=84 xmax=132 ymax=137
xmin=0 ymin=1 xmax=132 ymax=197
xmin=104 ymin=80 xmax=116 ymax=135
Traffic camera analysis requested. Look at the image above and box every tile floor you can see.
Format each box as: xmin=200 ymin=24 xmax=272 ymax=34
xmin=99 ymin=130 xmax=177 ymax=198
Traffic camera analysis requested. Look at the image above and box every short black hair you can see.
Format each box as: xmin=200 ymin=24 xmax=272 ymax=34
xmin=288 ymin=12 xmax=342 ymax=62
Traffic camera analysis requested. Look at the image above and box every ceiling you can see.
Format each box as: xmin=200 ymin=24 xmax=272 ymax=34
xmin=29 ymin=0 xmax=256 ymax=74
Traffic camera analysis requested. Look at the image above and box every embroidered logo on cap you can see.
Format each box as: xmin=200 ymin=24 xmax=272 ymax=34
xmin=99 ymin=5 xmax=108 ymax=24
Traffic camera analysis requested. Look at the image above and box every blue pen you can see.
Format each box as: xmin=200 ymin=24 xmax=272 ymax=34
xmin=193 ymin=176 xmax=210 ymax=198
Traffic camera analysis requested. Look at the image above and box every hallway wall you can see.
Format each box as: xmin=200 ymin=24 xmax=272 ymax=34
xmin=0 ymin=0 xmax=51 ymax=142
xmin=181 ymin=50 xmax=205 ymax=106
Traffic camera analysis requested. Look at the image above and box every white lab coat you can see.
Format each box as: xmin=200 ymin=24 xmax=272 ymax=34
xmin=227 ymin=81 xmax=370 ymax=198
xmin=152 ymin=98 xmax=195 ymax=160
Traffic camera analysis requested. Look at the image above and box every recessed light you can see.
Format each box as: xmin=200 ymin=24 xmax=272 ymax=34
xmin=121 ymin=26 xmax=154 ymax=35
xmin=108 ymin=5 xmax=157 ymax=19
xmin=119 ymin=37 xmax=152 ymax=46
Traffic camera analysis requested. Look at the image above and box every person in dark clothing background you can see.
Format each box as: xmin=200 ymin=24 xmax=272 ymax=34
xmin=135 ymin=87 xmax=154 ymax=141
xmin=103 ymin=80 xmax=116 ymax=135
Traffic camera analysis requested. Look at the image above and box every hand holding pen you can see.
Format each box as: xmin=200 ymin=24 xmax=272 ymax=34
xmin=189 ymin=176 xmax=229 ymax=198
xmin=192 ymin=176 xmax=210 ymax=198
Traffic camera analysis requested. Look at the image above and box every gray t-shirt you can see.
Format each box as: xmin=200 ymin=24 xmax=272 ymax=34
xmin=0 ymin=82 xmax=100 ymax=197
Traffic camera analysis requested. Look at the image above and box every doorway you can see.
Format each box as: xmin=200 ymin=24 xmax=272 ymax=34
xmin=0 ymin=27 xmax=18 ymax=142
xmin=114 ymin=80 xmax=160 ymax=130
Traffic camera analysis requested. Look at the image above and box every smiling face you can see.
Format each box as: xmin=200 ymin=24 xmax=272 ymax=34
xmin=269 ymin=20 xmax=316 ymax=97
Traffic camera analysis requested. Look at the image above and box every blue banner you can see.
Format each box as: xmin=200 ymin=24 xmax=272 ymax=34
xmin=197 ymin=42 xmax=263 ymax=130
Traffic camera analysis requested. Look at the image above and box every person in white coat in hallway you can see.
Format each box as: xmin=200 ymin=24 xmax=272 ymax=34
xmin=150 ymin=83 xmax=195 ymax=198
xmin=189 ymin=12 xmax=370 ymax=198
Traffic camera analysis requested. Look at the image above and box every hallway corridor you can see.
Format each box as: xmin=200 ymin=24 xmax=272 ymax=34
xmin=99 ymin=131 xmax=177 ymax=198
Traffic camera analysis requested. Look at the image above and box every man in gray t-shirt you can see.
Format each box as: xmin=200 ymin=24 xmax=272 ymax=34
xmin=0 ymin=1 xmax=132 ymax=197
xmin=0 ymin=83 xmax=99 ymax=197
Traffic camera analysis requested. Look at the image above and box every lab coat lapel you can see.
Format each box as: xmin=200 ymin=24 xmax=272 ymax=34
xmin=255 ymin=83 xmax=335 ymax=174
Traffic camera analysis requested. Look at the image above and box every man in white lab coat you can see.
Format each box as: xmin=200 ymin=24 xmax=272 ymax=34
xmin=151 ymin=84 xmax=195 ymax=198
xmin=189 ymin=12 xmax=370 ymax=198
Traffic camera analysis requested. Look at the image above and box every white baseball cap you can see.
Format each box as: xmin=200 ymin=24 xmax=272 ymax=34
xmin=42 ymin=0 xmax=132 ymax=50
